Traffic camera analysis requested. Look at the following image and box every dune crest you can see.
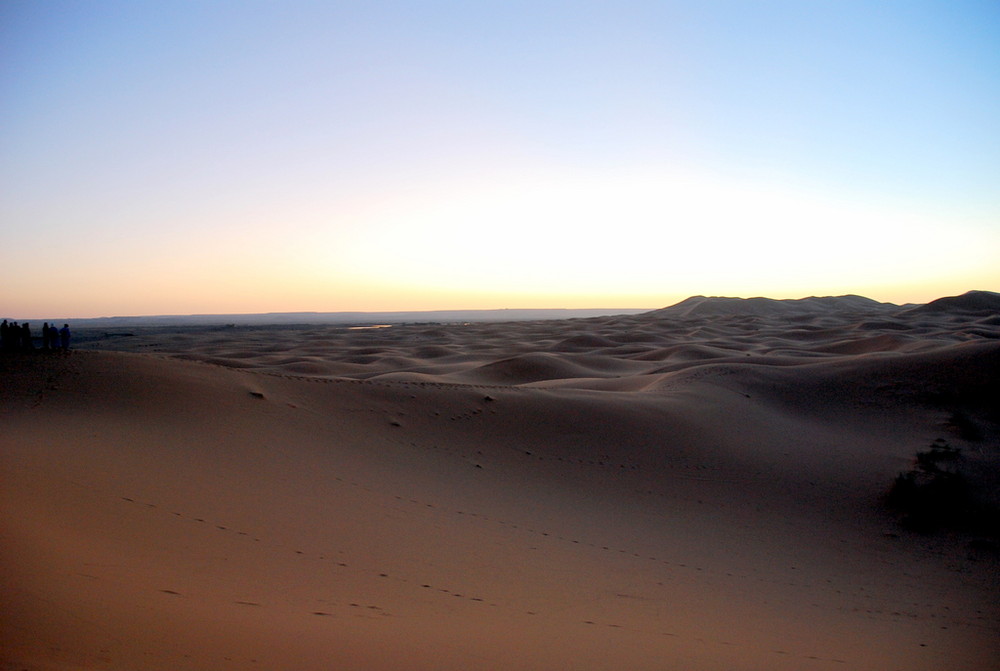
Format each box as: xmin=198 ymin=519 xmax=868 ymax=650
xmin=3 ymin=292 xmax=998 ymax=670
xmin=70 ymin=291 xmax=1000 ymax=387
xmin=904 ymin=289 xmax=1000 ymax=315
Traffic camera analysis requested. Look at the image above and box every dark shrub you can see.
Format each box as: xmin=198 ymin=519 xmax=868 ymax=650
xmin=886 ymin=441 xmax=994 ymax=534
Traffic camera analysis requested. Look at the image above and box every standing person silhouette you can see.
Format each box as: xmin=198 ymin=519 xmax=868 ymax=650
xmin=21 ymin=323 xmax=33 ymax=352
xmin=59 ymin=323 xmax=71 ymax=352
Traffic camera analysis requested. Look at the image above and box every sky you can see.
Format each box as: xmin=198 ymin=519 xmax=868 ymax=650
xmin=2 ymin=1 xmax=998 ymax=318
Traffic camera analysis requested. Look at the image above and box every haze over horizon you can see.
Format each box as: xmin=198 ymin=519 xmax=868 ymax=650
xmin=6 ymin=289 xmax=991 ymax=325
xmin=3 ymin=1 xmax=998 ymax=319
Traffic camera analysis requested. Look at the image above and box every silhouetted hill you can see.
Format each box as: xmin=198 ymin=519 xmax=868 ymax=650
xmin=903 ymin=290 xmax=1000 ymax=316
xmin=647 ymin=295 xmax=896 ymax=319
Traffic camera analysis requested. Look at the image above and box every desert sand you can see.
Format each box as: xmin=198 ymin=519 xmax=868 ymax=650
xmin=3 ymin=292 xmax=999 ymax=670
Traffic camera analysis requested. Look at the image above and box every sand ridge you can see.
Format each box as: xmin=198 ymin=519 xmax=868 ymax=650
xmin=71 ymin=293 xmax=998 ymax=388
xmin=2 ymin=294 xmax=999 ymax=670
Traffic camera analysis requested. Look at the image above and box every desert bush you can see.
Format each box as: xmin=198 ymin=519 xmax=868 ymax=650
xmin=886 ymin=440 xmax=997 ymax=534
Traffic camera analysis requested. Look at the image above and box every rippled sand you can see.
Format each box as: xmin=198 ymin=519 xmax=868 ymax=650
xmin=3 ymin=292 xmax=998 ymax=670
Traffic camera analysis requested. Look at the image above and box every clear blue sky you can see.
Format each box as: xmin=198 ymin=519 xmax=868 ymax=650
xmin=2 ymin=1 xmax=998 ymax=318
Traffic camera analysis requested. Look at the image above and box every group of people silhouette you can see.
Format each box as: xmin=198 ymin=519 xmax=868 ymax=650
xmin=1 ymin=320 xmax=70 ymax=353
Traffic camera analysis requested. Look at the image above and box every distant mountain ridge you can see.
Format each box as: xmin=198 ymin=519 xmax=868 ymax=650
xmin=648 ymin=290 xmax=1000 ymax=319
xmin=648 ymin=294 xmax=899 ymax=318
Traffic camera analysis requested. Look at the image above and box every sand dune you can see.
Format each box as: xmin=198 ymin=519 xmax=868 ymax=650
xmin=3 ymin=293 xmax=999 ymax=670
xmin=68 ymin=292 xmax=1000 ymax=387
